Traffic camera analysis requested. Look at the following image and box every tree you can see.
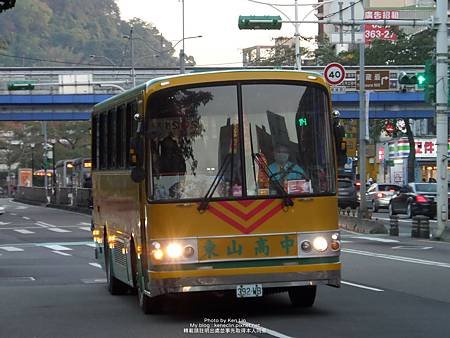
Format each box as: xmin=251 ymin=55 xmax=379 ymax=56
xmin=0 ymin=0 xmax=16 ymax=13
xmin=0 ymin=0 xmax=181 ymax=67
xmin=370 ymin=119 xmax=416 ymax=182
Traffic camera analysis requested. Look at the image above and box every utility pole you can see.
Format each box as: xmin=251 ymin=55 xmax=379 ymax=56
xmin=294 ymin=0 xmax=301 ymax=70
xmin=358 ymin=23 xmax=368 ymax=219
xmin=130 ymin=26 xmax=136 ymax=87
xmin=42 ymin=121 xmax=49 ymax=203
xmin=180 ymin=0 xmax=186 ymax=74
xmin=434 ymin=0 xmax=449 ymax=239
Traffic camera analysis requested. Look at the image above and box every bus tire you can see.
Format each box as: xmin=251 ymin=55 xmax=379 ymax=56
xmin=288 ymin=285 xmax=316 ymax=307
xmin=132 ymin=248 xmax=162 ymax=314
xmin=105 ymin=240 xmax=129 ymax=295
xmin=138 ymin=285 xmax=162 ymax=314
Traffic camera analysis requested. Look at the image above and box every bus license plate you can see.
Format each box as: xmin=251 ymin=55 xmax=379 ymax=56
xmin=236 ymin=284 xmax=263 ymax=298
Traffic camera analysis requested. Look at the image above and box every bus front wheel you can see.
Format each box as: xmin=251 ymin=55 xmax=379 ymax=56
xmin=288 ymin=285 xmax=317 ymax=307
xmin=137 ymin=285 xmax=162 ymax=314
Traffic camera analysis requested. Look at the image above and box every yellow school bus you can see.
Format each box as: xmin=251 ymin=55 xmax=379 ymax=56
xmin=91 ymin=70 xmax=341 ymax=313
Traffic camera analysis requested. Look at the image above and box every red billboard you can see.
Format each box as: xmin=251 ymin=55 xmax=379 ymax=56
xmin=364 ymin=10 xmax=399 ymax=44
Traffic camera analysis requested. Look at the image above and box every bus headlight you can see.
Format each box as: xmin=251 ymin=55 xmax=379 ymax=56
xmin=298 ymin=231 xmax=340 ymax=257
xmin=166 ymin=242 xmax=183 ymax=259
xmin=152 ymin=248 xmax=164 ymax=260
xmin=150 ymin=238 xmax=198 ymax=264
xmin=312 ymin=237 xmax=328 ymax=252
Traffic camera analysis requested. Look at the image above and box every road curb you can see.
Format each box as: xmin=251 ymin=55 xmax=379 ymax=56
xmin=339 ymin=214 xmax=388 ymax=234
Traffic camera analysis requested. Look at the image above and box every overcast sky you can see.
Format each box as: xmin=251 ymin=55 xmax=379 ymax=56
xmin=115 ymin=0 xmax=318 ymax=67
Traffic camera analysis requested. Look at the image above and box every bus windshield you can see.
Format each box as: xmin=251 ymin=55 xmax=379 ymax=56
xmin=147 ymin=81 xmax=335 ymax=201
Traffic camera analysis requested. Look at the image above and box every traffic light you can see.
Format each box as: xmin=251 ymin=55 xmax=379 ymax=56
xmin=423 ymin=58 xmax=436 ymax=104
xmin=238 ymin=15 xmax=282 ymax=30
xmin=416 ymin=72 xmax=426 ymax=88
xmin=398 ymin=72 xmax=418 ymax=85
xmin=7 ymin=81 xmax=35 ymax=91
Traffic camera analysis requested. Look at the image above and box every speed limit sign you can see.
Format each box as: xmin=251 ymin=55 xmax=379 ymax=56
xmin=324 ymin=63 xmax=346 ymax=85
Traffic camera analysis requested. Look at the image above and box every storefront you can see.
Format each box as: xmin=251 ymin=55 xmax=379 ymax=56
xmin=387 ymin=137 xmax=450 ymax=184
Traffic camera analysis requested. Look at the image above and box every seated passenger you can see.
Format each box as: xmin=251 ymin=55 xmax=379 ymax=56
xmin=159 ymin=134 xmax=186 ymax=175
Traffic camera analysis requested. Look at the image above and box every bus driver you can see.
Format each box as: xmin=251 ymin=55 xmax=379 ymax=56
xmin=268 ymin=144 xmax=306 ymax=183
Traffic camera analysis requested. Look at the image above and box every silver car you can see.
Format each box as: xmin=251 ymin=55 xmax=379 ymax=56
xmin=366 ymin=183 xmax=401 ymax=212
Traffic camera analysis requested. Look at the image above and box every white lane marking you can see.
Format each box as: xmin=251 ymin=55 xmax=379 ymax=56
xmin=46 ymin=228 xmax=71 ymax=233
xmin=41 ymin=244 xmax=72 ymax=251
xmin=238 ymin=320 xmax=292 ymax=338
xmin=375 ymin=216 xmax=436 ymax=224
xmin=36 ymin=221 xmax=56 ymax=228
xmin=15 ymin=206 xmax=27 ymax=210
xmin=0 ymin=221 xmax=11 ymax=225
xmin=85 ymin=243 xmax=96 ymax=248
xmin=22 ymin=216 xmax=30 ymax=220
xmin=79 ymin=222 xmax=91 ymax=226
xmin=10 ymin=213 xmax=17 ymax=216
xmin=79 ymin=227 xmax=91 ymax=231
xmin=392 ymin=246 xmax=433 ymax=250
xmin=0 ymin=277 xmax=35 ymax=282
xmin=341 ymin=240 xmax=353 ymax=243
xmin=89 ymin=263 xmax=102 ymax=269
xmin=343 ymin=248 xmax=450 ymax=268
xmin=351 ymin=236 xmax=399 ymax=243
xmin=52 ymin=251 xmax=72 ymax=256
xmin=14 ymin=229 xmax=34 ymax=234
xmin=342 ymin=281 xmax=384 ymax=292
xmin=81 ymin=278 xmax=107 ymax=284
xmin=0 ymin=246 xmax=24 ymax=252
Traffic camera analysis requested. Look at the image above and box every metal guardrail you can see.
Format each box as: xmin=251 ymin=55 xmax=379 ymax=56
xmin=0 ymin=65 xmax=426 ymax=95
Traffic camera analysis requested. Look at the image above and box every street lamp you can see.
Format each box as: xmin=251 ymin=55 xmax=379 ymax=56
xmin=123 ymin=27 xmax=136 ymax=87
xmin=178 ymin=0 xmax=203 ymax=74
xmin=30 ymin=143 xmax=35 ymax=187
xmin=248 ymin=0 xmax=333 ymax=70
xmin=49 ymin=139 xmax=56 ymax=191
xmin=89 ymin=55 xmax=116 ymax=66
xmin=49 ymin=139 xmax=56 ymax=201
xmin=175 ymin=35 xmax=202 ymax=74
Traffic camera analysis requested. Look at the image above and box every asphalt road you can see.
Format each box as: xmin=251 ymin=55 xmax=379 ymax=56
xmin=1 ymin=198 xmax=450 ymax=338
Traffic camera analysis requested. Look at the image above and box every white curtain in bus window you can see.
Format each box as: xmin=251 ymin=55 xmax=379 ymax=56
xmin=242 ymin=83 xmax=335 ymax=197
xmin=147 ymin=85 xmax=242 ymax=201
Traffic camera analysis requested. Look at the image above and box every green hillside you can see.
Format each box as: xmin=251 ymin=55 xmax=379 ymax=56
xmin=0 ymin=0 xmax=186 ymax=67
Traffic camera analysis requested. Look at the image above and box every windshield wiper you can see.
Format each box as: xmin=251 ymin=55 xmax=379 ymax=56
xmin=197 ymin=154 xmax=232 ymax=212
xmin=252 ymin=153 xmax=293 ymax=208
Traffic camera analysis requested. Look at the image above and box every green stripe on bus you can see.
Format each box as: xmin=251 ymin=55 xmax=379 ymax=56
xmin=151 ymin=256 xmax=339 ymax=271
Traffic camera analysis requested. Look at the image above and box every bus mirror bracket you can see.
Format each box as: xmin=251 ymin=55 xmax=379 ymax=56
xmin=332 ymin=110 xmax=347 ymax=167
xmin=130 ymin=133 xmax=145 ymax=183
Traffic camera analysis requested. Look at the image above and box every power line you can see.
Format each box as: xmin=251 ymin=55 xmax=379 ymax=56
xmin=0 ymin=52 xmax=103 ymax=67
xmin=321 ymin=0 xmax=362 ymax=19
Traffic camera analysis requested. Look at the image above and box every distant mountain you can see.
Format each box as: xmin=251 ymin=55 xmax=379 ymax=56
xmin=0 ymin=0 xmax=188 ymax=67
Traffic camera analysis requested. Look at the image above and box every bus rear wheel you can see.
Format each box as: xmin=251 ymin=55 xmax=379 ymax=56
xmin=288 ymin=285 xmax=317 ymax=307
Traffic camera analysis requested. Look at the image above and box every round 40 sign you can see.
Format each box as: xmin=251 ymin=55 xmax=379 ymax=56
xmin=323 ymin=63 xmax=346 ymax=86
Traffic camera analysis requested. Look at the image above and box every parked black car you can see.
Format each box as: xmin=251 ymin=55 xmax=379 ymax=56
xmin=338 ymin=178 xmax=358 ymax=209
xmin=389 ymin=183 xmax=438 ymax=218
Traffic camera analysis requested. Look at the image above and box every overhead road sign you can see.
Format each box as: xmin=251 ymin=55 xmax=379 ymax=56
xmin=7 ymin=81 xmax=35 ymax=91
xmin=238 ymin=15 xmax=282 ymax=30
xmin=324 ymin=63 xmax=346 ymax=86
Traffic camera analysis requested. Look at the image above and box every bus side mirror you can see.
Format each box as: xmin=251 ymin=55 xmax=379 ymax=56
xmin=333 ymin=118 xmax=347 ymax=167
xmin=130 ymin=134 xmax=145 ymax=183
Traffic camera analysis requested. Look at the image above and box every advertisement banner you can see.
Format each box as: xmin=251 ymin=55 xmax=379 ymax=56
xmin=364 ymin=10 xmax=399 ymax=44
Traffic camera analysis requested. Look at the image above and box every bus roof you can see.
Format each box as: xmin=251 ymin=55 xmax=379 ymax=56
xmin=93 ymin=69 xmax=328 ymax=113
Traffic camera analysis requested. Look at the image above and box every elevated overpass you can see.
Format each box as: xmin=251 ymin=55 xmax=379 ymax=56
xmin=0 ymin=65 xmax=433 ymax=121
